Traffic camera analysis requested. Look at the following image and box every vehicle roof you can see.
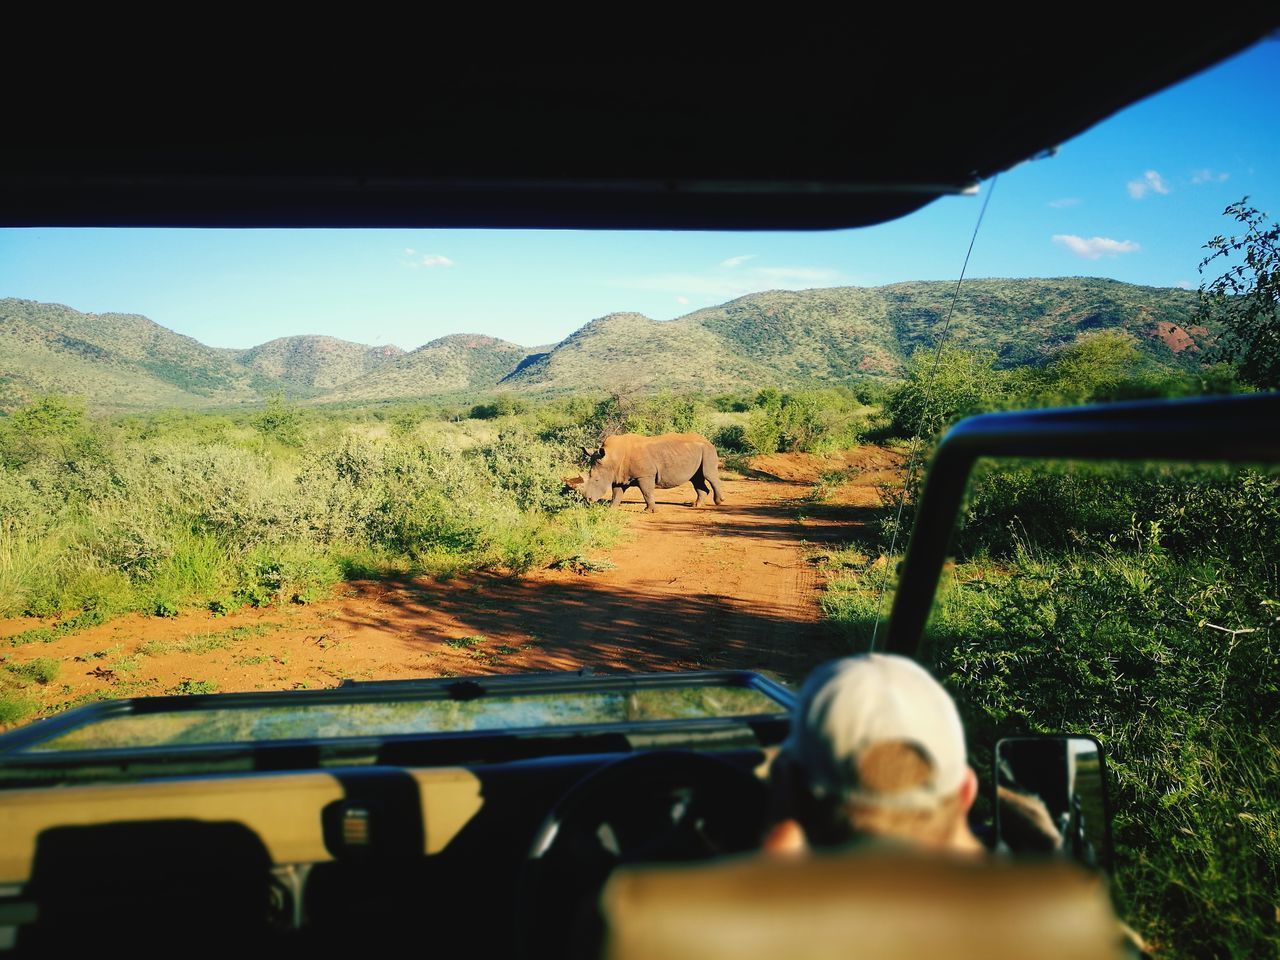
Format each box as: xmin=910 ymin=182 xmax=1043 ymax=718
xmin=5 ymin=21 xmax=1277 ymax=230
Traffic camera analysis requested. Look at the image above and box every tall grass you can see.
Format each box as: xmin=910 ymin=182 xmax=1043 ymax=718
xmin=820 ymin=452 xmax=1279 ymax=958
xmin=0 ymin=397 xmax=623 ymax=620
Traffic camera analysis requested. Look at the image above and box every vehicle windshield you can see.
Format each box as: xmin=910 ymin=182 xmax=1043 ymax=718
xmin=18 ymin=677 xmax=785 ymax=753
xmin=0 ymin=39 xmax=1276 ymax=960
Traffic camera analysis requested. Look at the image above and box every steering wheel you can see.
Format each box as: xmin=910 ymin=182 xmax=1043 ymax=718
xmin=516 ymin=750 xmax=771 ymax=960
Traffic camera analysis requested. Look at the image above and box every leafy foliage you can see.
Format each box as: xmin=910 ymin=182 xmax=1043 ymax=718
xmin=932 ymin=544 xmax=1277 ymax=958
xmin=0 ymin=396 xmax=623 ymax=619
xmin=818 ymin=340 xmax=1274 ymax=955
xmin=822 ymin=460 xmax=1280 ymax=957
xmin=250 ymin=393 xmax=304 ymax=446
xmin=742 ymin=388 xmax=869 ymax=454
xmin=885 ymin=347 xmax=1005 ymax=438
xmin=1197 ymin=197 xmax=1280 ymax=389
xmin=469 ymin=396 xmax=529 ymax=419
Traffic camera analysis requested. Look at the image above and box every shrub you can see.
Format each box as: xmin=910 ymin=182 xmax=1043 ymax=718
xmin=885 ymin=347 xmax=1004 ymax=439
xmin=250 ymin=394 xmax=303 ymax=447
xmin=469 ymin=396 xmax=528 ymax=420
xmin=0 ymin=691 xmax=36 ymax=725
xmin=742 ymin=389 xmax=866 ymax=454
xmin=712 ymin=424 xmax=749 ymax=454
xmin=5 ymin=657 xmax=61 ymax=684
xmin=166 ymin=679 xmax=219 ymax=696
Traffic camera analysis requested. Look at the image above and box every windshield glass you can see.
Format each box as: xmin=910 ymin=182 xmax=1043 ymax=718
xmin=22 ymin=682 xmax=783 ymax=752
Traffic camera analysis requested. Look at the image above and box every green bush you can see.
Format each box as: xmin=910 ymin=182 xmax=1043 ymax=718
xmin=712 ymin=425 xmax=749 ymax=454
xmin=821 ymin=538 xmax=1279 ymax=958
xmin=742 ymin=389 xmax=867 ymax=454
xmin=0 ymin=691 xmax=36 ymax=724
xmin=955 ymin=462 xmax=1280 ymax=564
xmin=932 ymin=549 xmax=1278 ymax=958
xmin=5 ymin=657 xmax=61 ymax=684
xmin=469 ymin=396 xmax=528 ymax=420
xmin=0 ymin=401 xmax=621 ymax=622
xmin=250 ymin=394 xmax=303 ymax=447
xmin=824 ymin=452 xmax=1279 ymax=959
xmin=885 ymin=347 xmax=1005 ymax=439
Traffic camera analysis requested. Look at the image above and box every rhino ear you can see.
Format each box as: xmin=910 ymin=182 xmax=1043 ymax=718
xmin=582 ymin=446 xmax=594 ymax=461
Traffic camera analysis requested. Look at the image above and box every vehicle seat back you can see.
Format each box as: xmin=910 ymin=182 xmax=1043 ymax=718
xmin=600 ymin=849 xmax=1123 ymax=960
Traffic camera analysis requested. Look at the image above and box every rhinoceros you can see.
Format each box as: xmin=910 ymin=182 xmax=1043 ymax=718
xmin=579 ymin=433 xmax=726 ymax=513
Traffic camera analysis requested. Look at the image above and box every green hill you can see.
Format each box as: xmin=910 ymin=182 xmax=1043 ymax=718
xmin=324 ymin=334 xmax=532 ymax=401
xmin=501 ymin=312 xmax=777 ymax=394
xmin=0 ymin=299 xmax=287 ymax=411
xmin=501 ymin=279 xmax=1214 ymax=393
xmin=237 ymin=336 xmax=405 ymax=390
xmin=877 ymin=277 xmax=1210 ymax=369
xmin=0 ymin=280 xmax=1218 ymax=411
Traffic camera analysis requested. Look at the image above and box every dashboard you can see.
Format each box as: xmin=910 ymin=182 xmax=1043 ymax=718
xmin=0 ymin=671 xmax=789 ymax=954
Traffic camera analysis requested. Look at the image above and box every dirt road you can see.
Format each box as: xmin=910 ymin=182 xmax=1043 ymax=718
xmin=0 ymin=448 xmax=903 ymax=718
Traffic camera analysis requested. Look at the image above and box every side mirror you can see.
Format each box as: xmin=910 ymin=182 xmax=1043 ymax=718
xmin=994 ymin=735 xmax=1113 ymax=873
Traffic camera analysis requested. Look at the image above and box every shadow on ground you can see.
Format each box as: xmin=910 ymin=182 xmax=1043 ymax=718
xmin=339 ymin=575 xmax=847 ymax=685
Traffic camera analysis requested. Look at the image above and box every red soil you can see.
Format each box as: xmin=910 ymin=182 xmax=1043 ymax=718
xmin=0 ymin=449 xmax=902 ymax=728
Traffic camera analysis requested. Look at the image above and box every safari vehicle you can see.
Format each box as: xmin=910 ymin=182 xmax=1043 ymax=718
xmin=1 ymin=21 xmax=1278 ymax=958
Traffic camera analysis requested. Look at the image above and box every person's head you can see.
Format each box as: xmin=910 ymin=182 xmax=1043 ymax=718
xmin=776 ymin=654 xmax=979 ymax=852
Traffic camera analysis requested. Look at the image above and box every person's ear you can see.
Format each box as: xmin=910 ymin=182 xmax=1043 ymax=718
xmin=958 ymin=765 xmax=978 ymax=813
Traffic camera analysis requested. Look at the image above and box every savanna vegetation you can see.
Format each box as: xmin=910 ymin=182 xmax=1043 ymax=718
xmin=0 ymin=395 xmax=632 ymax=645
xmin=815 ymin=316 xmax=1277 ymax=952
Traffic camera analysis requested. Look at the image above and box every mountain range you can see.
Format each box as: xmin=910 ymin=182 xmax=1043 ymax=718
xmin=0 ymin=278 xmax=1213 ymax=411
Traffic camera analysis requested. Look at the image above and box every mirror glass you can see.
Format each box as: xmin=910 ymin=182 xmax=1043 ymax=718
xmin=994 ymin=736 xmax=1111 ymax=872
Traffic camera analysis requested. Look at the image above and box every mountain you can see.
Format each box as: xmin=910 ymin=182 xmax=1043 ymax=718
xmin=236 ymin=336 xmax=405 ymax=390
xmin=0 ymin=299 xmax=288 ymax=411
xmin=0 ymin=280 xmax=1216 ymax=411
xmin=500 ymin=279 xmax=1212 ymax=393
xmin=324 ymin=334 xmax=532 ymax=401
xmin=875 ymin=277 xmax=1209 ymax=369
xmin=501 ymin=312 xmax=778 ymax=394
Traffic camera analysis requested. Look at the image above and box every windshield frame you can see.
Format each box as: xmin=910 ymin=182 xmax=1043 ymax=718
xmin=0 ymin=670 xmax=792 ymax=786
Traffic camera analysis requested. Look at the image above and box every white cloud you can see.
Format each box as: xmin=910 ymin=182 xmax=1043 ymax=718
xmin=675 ymin=295 xmax=690 ymax=305
xmin=719 ymin=254 xmax=757 ymax=268
xmin=1175 ymin=280 xmax=1194 ymax=290
xmin=1052 ymin=234 xmax=1141 ymax=259
xmin=1190 ymin=169 xmax=1230 ymax=185
xmin=1048 ymin=197 xmax=1081 ymax=208
xmin=404 ymin=247 xmax=416 ymax=255
xmin=419 ymin=254 xmax=455 ymax=268
xmin=1127 ymin=170 xmax=1170 ymax=199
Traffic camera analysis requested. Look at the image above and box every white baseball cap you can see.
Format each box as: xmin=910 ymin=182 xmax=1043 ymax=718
xmin=782 ymin=654 xmax=968 ymax=811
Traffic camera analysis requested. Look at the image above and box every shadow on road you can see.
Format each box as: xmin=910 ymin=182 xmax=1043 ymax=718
xmin=339 ymin=575 xmax=845 ymax=683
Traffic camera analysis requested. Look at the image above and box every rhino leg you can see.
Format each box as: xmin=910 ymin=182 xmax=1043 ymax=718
xmin=691 ymin=468 xmax=710 ymax=507
xmin=704 ymin=456 xmax=726 ymax=505
xmin=636 ymin=475 xmax=657 ymax=513
xmin=609 ymin=485 xmax=625 ymax=508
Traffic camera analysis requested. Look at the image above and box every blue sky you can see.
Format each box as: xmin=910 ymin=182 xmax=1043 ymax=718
xmin=2 ymin=40 xmax=1277 ymax=352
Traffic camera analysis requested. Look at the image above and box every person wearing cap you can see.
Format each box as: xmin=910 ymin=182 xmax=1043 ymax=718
xmin=763 ymin=653 xmax=984 ymax=856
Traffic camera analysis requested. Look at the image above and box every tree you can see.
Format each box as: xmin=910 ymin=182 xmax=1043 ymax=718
xmin=1 ymin=395 xmax=96 ymax=468
xmin=1198 ymin=198 xmax=1280 ymax=390
xmin=885 ymin=347 xmax=1003 ymax=439
xmin=251 ymin=393 xmax=303 ymax=446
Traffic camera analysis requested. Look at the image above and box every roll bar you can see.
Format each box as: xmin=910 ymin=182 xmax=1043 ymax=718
xmin=886 ymin=392 xmax=1280 ymax=657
